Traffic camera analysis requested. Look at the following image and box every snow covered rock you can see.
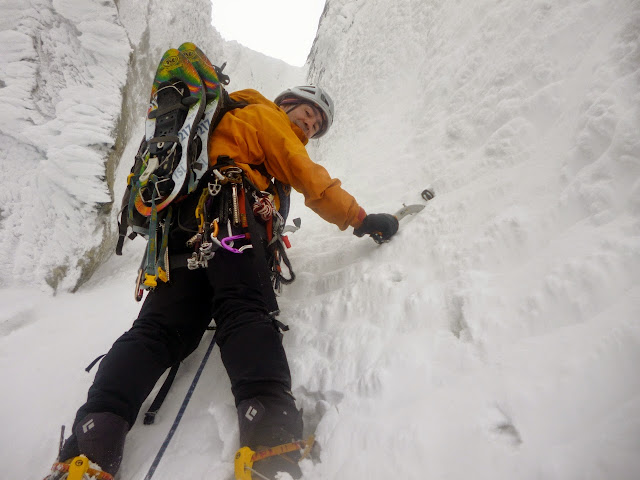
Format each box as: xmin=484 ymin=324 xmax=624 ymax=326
xmin=0 ymin=0 xmax=130 ymax=291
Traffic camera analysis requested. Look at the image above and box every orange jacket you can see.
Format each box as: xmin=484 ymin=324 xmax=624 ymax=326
xmin=207 ymin=89 xmax=365 ymax=230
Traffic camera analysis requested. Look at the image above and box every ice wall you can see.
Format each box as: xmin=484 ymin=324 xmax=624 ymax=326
xmin=0 ymin=0 xmax=130 ymax=291
xmin=289 ymin=1 xmax=640 ymax=477
xmin=0 ymin=0 xmax=302 ymax=292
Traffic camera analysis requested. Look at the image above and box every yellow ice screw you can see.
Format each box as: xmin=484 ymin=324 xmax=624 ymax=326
xmin=67 ymin=455 xmax=90 ymax=480
xmin=234 ymin=447 xmax=255 ymax=480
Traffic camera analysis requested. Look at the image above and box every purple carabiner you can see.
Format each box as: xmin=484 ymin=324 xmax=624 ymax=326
xmin=220 ymin=234 xmax=247 ymax=254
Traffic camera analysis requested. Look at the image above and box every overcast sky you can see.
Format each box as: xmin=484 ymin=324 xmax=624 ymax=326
xmin=210 ymin=0 xmax=326 ymax=66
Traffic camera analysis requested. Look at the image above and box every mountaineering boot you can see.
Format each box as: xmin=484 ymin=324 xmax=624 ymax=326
xmin=236 ymin=396 xmax=304 ymax=479
xmin=45 ymin=412 xmax=128 ymax=479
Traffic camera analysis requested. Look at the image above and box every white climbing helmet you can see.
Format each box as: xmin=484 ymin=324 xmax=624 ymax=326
xmin=274 ymin=85 xmax=334 ymax=138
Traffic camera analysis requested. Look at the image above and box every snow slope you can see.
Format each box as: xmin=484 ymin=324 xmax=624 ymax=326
xmin=2 ymin=0 xmax=640 ymax=479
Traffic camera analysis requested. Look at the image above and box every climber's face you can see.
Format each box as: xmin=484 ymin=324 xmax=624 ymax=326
xmin=283 ymin=103 xmax=325 ymax=139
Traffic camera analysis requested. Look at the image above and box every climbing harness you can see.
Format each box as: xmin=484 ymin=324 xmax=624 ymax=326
xmin=183 ymin=164 xmax=251 ymax=267
xmin=178 ymin=159 xmax=296 ymax=294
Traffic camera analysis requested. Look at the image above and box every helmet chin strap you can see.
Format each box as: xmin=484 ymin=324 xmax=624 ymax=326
xmin=281 ymin=103 xmax=312 ymax=138
xmin=281 ymin=103 xmax=302 ymax=114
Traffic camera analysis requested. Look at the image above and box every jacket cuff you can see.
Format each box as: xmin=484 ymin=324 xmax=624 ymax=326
xmin=351 ymin=207 xmax=367 ymax=229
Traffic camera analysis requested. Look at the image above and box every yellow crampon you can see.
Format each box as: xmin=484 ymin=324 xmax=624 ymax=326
xmin=234 ymin=447 xmax=256 ymax=480
xmin=50 ymin=455 xmax=114 ymax=480
xmin=67 ymin=455 xmax=90 ymax=480
xmin=233 ymin=436 xmax=315 ymax=480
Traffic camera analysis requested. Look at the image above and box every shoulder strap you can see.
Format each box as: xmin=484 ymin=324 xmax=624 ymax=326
xmin=212 ymin=89 xmax=247 ymax=129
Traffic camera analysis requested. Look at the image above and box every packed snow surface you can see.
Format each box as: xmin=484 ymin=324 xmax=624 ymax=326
xmin=1 ymin=0 xmax=640 ymax=479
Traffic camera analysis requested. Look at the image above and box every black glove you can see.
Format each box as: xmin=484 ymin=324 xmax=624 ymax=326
xmin=353 ymin=213 xmax=399 ymax=242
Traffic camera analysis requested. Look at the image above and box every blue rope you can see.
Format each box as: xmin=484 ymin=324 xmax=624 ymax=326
xmin=143 ymin=331 xmax=218 ymax=480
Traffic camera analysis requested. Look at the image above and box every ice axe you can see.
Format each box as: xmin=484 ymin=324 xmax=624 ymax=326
xmin=370 ymin=188 xmax=434 ymax=244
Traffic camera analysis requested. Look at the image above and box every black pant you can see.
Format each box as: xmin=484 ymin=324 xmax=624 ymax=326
xmin=72 ymin=248 xmax=294 ymax=431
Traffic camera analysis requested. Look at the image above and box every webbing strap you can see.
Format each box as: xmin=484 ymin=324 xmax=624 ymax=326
xmin=251 ymin=440 xmax=308 ymax=462
xmin=127 ymin=175 xmax=143 ymax=224
xmin=115 ymin=198 xmax=130 ymax=256
xmin=273 ymin=239 xmax=295 ymax=286
xmin=148 ymin=103 xmax=188 ymax=120
xmin=243 ymin=181 xmax=279 ymax=315
xmin=156 ymin=206 xmax=173 ymax=281
xmin=127 ymin=172 xmax=172 ymax=289
xmin=149 ymin=135 xmax=180 ymax=144
xmin=144 ymin=362 xmax=180 ymax=425
xmin=84 ymin=354 xmax=106 ymax=373
xmin=144 ymin=184 xmax=160 ymax=280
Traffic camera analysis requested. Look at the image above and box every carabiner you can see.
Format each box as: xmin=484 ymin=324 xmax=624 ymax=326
xmin=220 ymin=234 xmax=253 ymax=254
xmin=221 ymin=234 xmax=245 ymax=254
xmin=210 ymin=219 xmax=220 ymax=238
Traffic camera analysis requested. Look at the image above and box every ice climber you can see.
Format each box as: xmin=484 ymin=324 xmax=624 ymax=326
xmin=44 ymin=84 xmax=399 ymax=480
